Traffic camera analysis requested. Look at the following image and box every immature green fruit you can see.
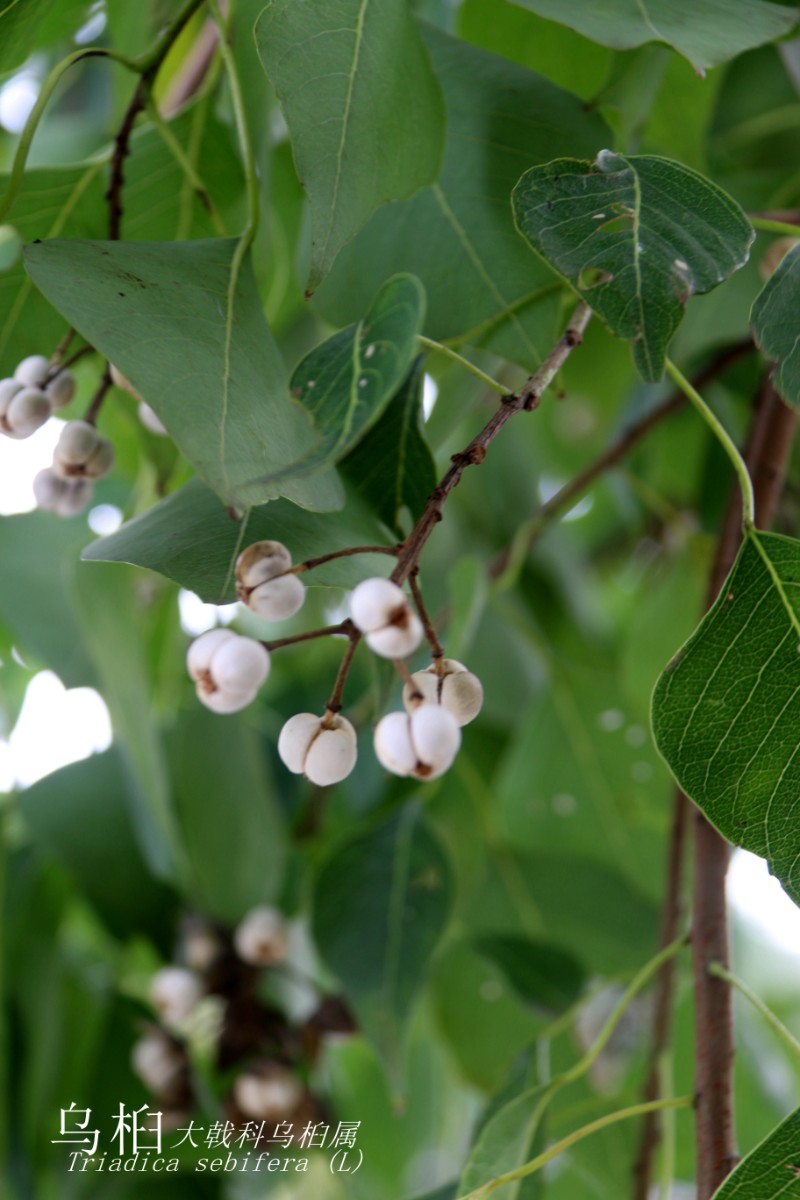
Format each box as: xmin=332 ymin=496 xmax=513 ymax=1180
xmin=403 ymin=659 xmax=484 ymax=726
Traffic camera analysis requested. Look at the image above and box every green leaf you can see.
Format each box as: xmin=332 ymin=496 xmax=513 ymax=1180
xmin=458 ymin=1084 xmax=547 ymax=1200
xmin=312 ymin=806 xmax=453 ymax=1074
xmin=289 ymin=274 xmax=426 ymax=474
xmin=341 ymin=358 xmax=436 ymax=534
xmin=255 ymin=0 xmax=444 ymax=292
xmin=0 ymin=108 xmax=244 ymax=375
xmin=475 ymin=935 xmax=586 ymax=1014
xmin=512 ymin=151 xmax=753 ymax=381
xmin=652 ymin=531 xmax=800 ymax=908
xmin=82 ymin=477 xmax=392 ymax=602
xmin=20 ymin=750 xmax=175 ymax=939
xmin=751 ymin=242 xmax=800 ymax=409
xmin=167 ymin=709 xmax=287 ymax=923
xmin=710 ymin=1107 xmax=800 ymax=1199
xmin=0 ymin=0 xmax=59 ymax=76
xmin=314 ymin=27 xmax=610 ymax=367
xmin=506 ymin=0 xmax=799 ymax=73
xmin=72 ymin=563 xmax=177 ymax=880
xmin=23 ymin=237 xmax=342 ymax=511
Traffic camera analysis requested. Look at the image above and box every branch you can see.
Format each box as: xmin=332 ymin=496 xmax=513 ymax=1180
xmin=393 ymin=302 xmax=592 ymax=585
xmin=692 ymin=376 xmax=796 ymax=1200
xmin=106 ymin=78 xmax=148 ymax=240
xmin=491 ymin=341 xmax=753 ymax=583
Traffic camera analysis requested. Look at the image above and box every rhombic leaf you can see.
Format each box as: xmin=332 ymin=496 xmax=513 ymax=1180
xmin=314 ymin=27 xmax=610 ymax=368
xmin=507 ymin=0 xmax=798 ymax=73
xmin=255 ymin=0 xmax=444 ymax=293
xmin=512 ymin=151 xmax=753 ymax=381
xmin=312 ymin=806 xmax=452 ymax=1077
xmin=288 ymin=273 xmax=425 ymax=474
xmin=751 ymin=242 xmax=800 ymax=410
xmin=710 ymin=1105 xmax=800 ymax=1198
xmin=23 ymin=238 xmax=342 ymax=512
xmin=652 ymin=531 xmax=800 ymax=907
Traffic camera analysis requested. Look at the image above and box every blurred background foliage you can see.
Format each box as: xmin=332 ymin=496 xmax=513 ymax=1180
xmin=1 ymin=1 xmax=800 ymax=1198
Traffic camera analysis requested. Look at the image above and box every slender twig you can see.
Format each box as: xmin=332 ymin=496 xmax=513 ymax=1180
xmin=323 ymin=629 xmax=361 ymax=719
xmin=261 ymin=621 xmax=352 ymax=652
xmin=408 ymin=571 xmax=444 ymax=661
xmin=290 ymin=545 xmax=399 ymax=576
xmin=709 ymin=962 xmax=800 ymax=1060
xmin=143 ymin=91 xmax=228 ymax=236
xmin=750 ymin=215 xmax=800 ymax=238
xmin=49 ymin=328 xmax=75 ymax=367
xmin=467 ymin=1098 xmax=693 ymax=1199
xmin=416 ymin=335 xmax=508 ymax=396
xmin=106 ymin=79 xmax=148 ymax=240
xmin=48 ymin=343 xmax=94 ymax=380
xmin=392 ymin=303 xmax=592 ymax=585
xmin=492 ymin=341 xmax=754 ymax=585
xmin=632 ymin=789 xmax=689 ymax=1200
xmin=665 ymin=358 xmax=755 ymax=530
xmin=84 ymin=366 xmax=113 ymax=426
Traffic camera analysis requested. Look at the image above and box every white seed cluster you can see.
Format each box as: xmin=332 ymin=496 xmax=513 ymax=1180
xmin=350 ymin=577 xmax=422 ymax=658
xmin=149 ymin=966 xmax=203 ymax=1030
xmin=187 ymin=628 xmax=270 ymax=713
xmin=233 ymin=1064 xmax=304 ymax=1122
xmin=278 ymin=712 xmax=357 ymax=786
xmin=131 ymin=1031 xmax=185 ymax=1094
xmin=188 ymin=546 xmax=483 ymax=785
xmin=236 ymin=540 xmax=306 ymax=622
xmin=234 ymin=905 xmax=289 ymax=967
xmin=374 ymin=703 xmax=461 ymax=780
xmin=34 ymin=419 xmax=114 ymax=520
xmin=0 ymin=355 xmax=74 ymax=440
xmin=402 ymin=659 xmax=484 ymax=726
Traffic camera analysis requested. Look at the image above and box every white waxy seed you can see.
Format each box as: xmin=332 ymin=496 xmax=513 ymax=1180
xmin=186 ymin=628 xmax=236 ymax=679
xmin=197 ymin=685 xmax=257 ymax=714
xmin=149 ymin=967 xmax=203 ymax=1028
xmin=14 ymin=354 xmax=50 ymax=388
xmin=131 ymin=1032 xmax=184 ymax=1093
xmin=304 ymin=718 xmax=357 ymax=786
xmin=83 ymin=437 xmax=115 ymax=479
xmin=138 ymin=401 xmax=168 ymax=435
xmin=409 ymin=704 xmax=461 ymax=774
xmin=247 ymin=574 xmax=305 ymax=621
xmin=234 ymin=1068 xmax=303 ymax=1121
xmin=236 ymin=540 xmax=293 ymax=590
xmin=6 ymin=387 xmax=51 ymax=437
xmin=54 ymin=420 xmax=99 ymax=468
xmin=403 ymin=659 xmax=483 ymax=726
xmin=365 ymin=612 xmax=423 ymax=659
xmin=374 ymin=711 xmax=418 ymax=777
xmin=350 ymin=577 xmax=407 ymax=633
xmin=33 ymin=467 xmax=68 ymax=511
xmin=234 ymin=906 xmax=289 ymax=966
xmin=278 ymin=712 xmax=322 ymax=774
xmin=45 ymin=370 xmax=75 ymax=409
xmin=183 ymin=924 xmax=222 ymax=972
xmin=211 ymin=636 xmax=270 ymax=693
xmin=53 ymin=479 xmax=93 ymax=517
xmin=0 ymin=377 xmax=21 ymax=418
xmin=109 ymin=362 xmax=141 ymax=399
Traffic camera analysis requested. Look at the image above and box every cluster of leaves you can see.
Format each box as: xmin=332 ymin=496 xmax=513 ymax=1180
xmin=4 ymin=1 xmax=800 ymax=1199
